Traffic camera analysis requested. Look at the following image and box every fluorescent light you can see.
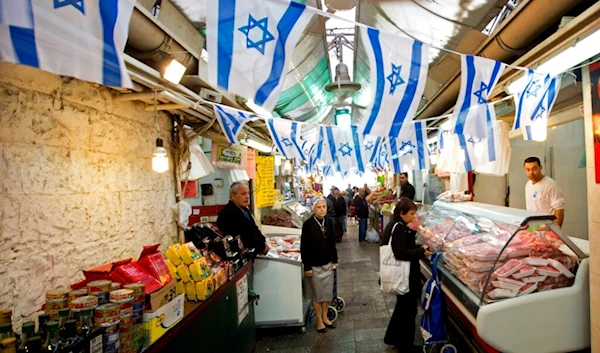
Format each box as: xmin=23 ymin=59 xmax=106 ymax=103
xmin=163 ymin=58 xmax=186 ymax=85
xmin=152 ymin=138 xmax=169 ymax=173
xmin=335 ymin=108 xmax=352 ymax=127
xmin=240 ymin=138 xmax=272 ymax=153
xmin=245 ymin=99 xmax=273 ymax=118
xmin=507 ymin=28 xmax=600 ymax=94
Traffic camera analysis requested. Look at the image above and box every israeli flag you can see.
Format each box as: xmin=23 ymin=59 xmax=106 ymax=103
xmin=266 ymin=118 xmax=307 ymax=161
xmin=362 ymin=135 xmax=383 ymax=164
xmin=513 ymin=70 xmax=561 ymax=141
xmin=358 ymin=27 xmax=429 ymax=138
xmin=451 ymin=55 xmax=505 ymax=139
xmin=388 ymin=120 xmax=429 ymax=173
xmin=206 ymin=0 xmax=314 ymax=112
xmin=0 ymin=0 xmax=134 ymax=87
xmin=320 ymin=125 xmax=365 ymax=173
xmin=374 ymin=139 xmax=389 ymax=170
xmin=457 ymin=104 xmax=500 ymax=172
xmin=213 ymin=104 xmax=260 ymax=145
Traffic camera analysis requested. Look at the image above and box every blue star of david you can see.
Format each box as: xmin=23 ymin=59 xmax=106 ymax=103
xmin=526 ymin=81 xmax=541 ymax=98
xmin=386 ymin=63 xmax=405 ymax=95
xmin=533 ymin=106 xmax=546 ymax=121
xmin=339 ymin=143 xmax=353 ymax=157
xmin=281 ymin=138 xmax=294 ymax=148
xmin=54 ymin=0 xmax=85 ymax=14
xmin=238 ymin=15 xmax=275 ymax=55
xmin=365 ymin=141 xmax=375 ymax=151
xmin=467 ymin=137 xmax=481 ymax=147
xmin=399 ymin=140 xmax=415 ymax=155
xmin=472 ymin=82 xmax=489 ymax=105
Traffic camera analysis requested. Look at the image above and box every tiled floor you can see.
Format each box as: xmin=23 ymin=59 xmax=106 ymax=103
xmin=255 ymin=220 xmax=419 ymax=353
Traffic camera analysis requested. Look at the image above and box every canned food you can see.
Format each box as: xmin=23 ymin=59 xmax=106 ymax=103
xmin=102 ymin=331 xmax=120 ymax=344
xmin=110 ymin=282 xmax=121 ymax=291
xmin=119 ymin=332 xmax=132 ymax=342
xmin=103 ymin=339 xmax=120 ymax=352
xmin=119 ymin=340 xmax=132 ymax=350
xmin=94 ymin=315 xmax=121 ymax=327
xmin=132 ymin=338 xmax=143 ymax=347
xmin=133 ymin=295 xmax=145 ymax=303
xmin=94 ymin=304 xmax=120 ymax=319
xmin=70 ymin=296 xmax=99 ymax=311
xmin=119 ymin=324 xmax=132 ymax=334
xmin=104 ymin=349 xmax=118 ymax=353
xmin=68 ymin=289 xmax=88 ymax=302
xmin=45 ymin=299 xmax=68 ymax=311
xmin=132 ymin=315 xmax=143 ymax=325
xmin=46 ymin=287 xmax=70 ymax=302
xmin=101 ymin=322 xmax=120 ymax=334
xmin=120 ymin=316 xmax=132 ymax=326
xmin=132 ymin=302 xmax=144 ymax=311
xmin=123 ymin=284 xmax=145 ymax=296
xmin=120 ymin=308 xmax=133 ymax=318
xmin=109 ymin=289 xmax=134 ymax=303
xmin=87 ymin=280 xmax=112 ymax=294
xmin=119 ymin=349 xmax=132 ymax=353
xmin=131 ymin=308 xmax=143 ymax=317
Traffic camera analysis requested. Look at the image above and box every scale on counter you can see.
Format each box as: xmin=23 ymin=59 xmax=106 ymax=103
xmin=282 ymin=200 xmax=312 ymax=228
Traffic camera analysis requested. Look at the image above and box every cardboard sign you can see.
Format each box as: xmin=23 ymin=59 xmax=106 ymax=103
xmin=246 ymin=148 xmax=256 ymax=179
xmin=211 ymin=144 xmax=247 ymax=170
xmin=255 ymin=156 xmax=275 ymax=208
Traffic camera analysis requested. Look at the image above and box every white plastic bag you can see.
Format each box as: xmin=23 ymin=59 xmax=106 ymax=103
xmin=366 ymin=229 xmax=379 ymax=243
xmin=171 ymin=200 xmax=192 ymax=228
xmin=379 ymin=222 xmax=411 ymax=295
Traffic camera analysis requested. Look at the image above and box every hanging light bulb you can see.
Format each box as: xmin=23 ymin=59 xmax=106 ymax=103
xmin=152 ymin=138 xmax=169 ymax=173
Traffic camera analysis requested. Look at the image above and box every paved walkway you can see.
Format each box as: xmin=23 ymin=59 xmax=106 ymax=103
xmin=255 ymin=220 xmax=418 ymax=353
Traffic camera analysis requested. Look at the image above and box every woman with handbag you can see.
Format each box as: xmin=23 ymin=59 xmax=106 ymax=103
xmin=382 ymin=198 xmax=431 ymax=352
xmin=301 ymin=197 xmax=339 ymax=333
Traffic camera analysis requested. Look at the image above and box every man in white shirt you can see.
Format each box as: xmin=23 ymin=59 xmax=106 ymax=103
xmin=524 ymin=157 xmax=565 ymax=227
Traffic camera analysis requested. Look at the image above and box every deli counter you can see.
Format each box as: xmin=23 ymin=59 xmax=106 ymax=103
xmin=418 ymin=201 xmax=590 ymax=353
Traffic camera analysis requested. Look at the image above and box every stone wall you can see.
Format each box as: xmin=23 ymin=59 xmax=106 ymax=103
xmin=0 ymin=62 xmax=178 ymax=330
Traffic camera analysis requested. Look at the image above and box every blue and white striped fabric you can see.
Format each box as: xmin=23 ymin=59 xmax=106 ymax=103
xmin=213 ymin=104 xmax=260 ymax=145
xmin=0 ymin=0 xmax=134 ymax=87
xmin=456 ymin=104 xmax=499 ymax=173
xmin=358 ymin=27 xmax=429 ymax=138
xmin=513 ymin=70 xmax=561 ymax=141
xmin=388 ymin=120 xmax=429 ymax=173
xmin=266 ymin=118 xmax=307 ymax=161
xmin=362 ymin=135 xmax=383 ymax=164
xmin=451 ymin=55 xmax=505 ymax=140
xmin=374 ymin=139 xmax=389 ymax=170
xmin=206 ymin=0 xmax=314 ymax=112
xmin=318 ymin=125 xmax=365 ymax=173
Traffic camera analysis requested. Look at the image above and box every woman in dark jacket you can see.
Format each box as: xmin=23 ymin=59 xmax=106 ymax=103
xmin=301 ymin=197 xmax=339 ymax=333
xmin=382 ymin=198 xmax=431 ymax=352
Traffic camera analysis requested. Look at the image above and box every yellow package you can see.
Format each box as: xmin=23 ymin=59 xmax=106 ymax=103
xmin=206 ymin=275 xmax=215 ymax=296
xmin=196 ymin=257 xmax=211 ymax=279
xmin=177 ymin=263 xmax=192 ymax=283
xmin=185 ymin=281 xmax=197 ymax=302
xmin=215 ymin=268 xmax=227 ymax=289
xmin=195 ymin=280 xmax=207 ymax=301
xmin=165 ymin=244 xmax=183 ymax=266
xmin=177 ymin=242 xmax=201 ymax=265
xmin=166 ymin=260 xmax=179 ymax=280
xmin=176 ymin=280 xmax=185 ymax=297
xmin=189 ymin=261 xmax=203 ymax=282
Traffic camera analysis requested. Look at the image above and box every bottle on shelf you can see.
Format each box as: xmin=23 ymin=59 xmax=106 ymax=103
xmin=77 ymin=310 xmax=101 ymax=353
xmin=36 ymin=315 xmax=50 ymax=343
xmin=42 ymin=322 xmax=59 ymax=352
xmin=0 ymin=324 xmax=13 ymax=340
xmin=24 ymin=337 xmax=41 ymax=353
xmin=17 ymin=322 xmax=35 ymax=353
xmin=0 ymin=311 xmax=12 ymax=326
xmin=56 ymin=310 xmax=70 ymax=341
xmin=58 ymin=321 xmax=83 ymax=353
xmin=0 ymin=337 xmax=17 ymax=353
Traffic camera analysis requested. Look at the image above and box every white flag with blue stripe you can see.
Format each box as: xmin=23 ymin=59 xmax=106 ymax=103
xmin=388 ymin=120 xmax=429 ymax=173
xmin=266 ymin=118 xmax=307 ymax=161
xmin=513 ymin=70 xmax=561 ymax=141
xmin=206 ymin=0 xmax=314 ymax=113
xmin=319 ymin=125 xmax=365 ymax=173
xmin=358 ymin=27 xmax=429 ymax=138
xmin=213 ymin=104 xmax=260 ymax=145
xmin=374 ymin=139 xmax=389 ymax=170
xmin=362 ymin=135 xmax=383 ymax=164
xmin=456 ymin=104 xmax=500 ymax=173
xmin=0 ymin=0 xmax=134 ymax=88
xmin=451 ymin=55 xmax=505 ymax=140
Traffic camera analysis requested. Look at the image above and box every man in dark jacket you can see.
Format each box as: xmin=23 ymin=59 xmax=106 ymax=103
xmin=217 ymin=182 xmax=269 ymax=255
xmin=327 ymin=187 xmax=347 ymax=243
xmin=354 ymin=188 xmax=370 ymax=243
xmin=399 ymin=172 xmax=416 ymax=200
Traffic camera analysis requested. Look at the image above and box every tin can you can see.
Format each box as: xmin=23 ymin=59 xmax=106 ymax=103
xmin=94 ymin=315 xmax=120 ymax=327
xmin=110 ymin=289 xmax=134 ymax=303
xmin=133 ymin=295 xmax=145 ymax=303
xmin=67 ymin=289 xmax=88 ymax=303
xmin=45 ymin=299 xmax=68 ymax=311
xmin=103 ymin=339 xmax=120 ymax=352
xmin=120 ymin=308 xmax=133 ymax=318
xmin=102 ymin=331 xmax=120 ymax=344
xmin=110 ymin=282 xmax=121 ymax=291
xmin=117 ymin=301 xmax=133 ymax=312
xmin=119 ymin=324 xmax=132 ymax=334
xmin=132 ymin=302 xmax=144 ymax=311
xmin=119 ymin=349 xmax=132 ymax=353
xmin=94 ymin=303 xmax=120 ymax=319
xmin=131 ymin=308 xmax=143 ymax=317
xmin=101 ymin=321 xmax=120 ymax=334
xmin=119 ymin=340 xmax=132 ymax=350
xmin=123 ymin=284 xmax=145 ymax=296
xmin=46 ymin=287 xmax=70 ymax=302
xmin=119 ymin=332 xmax=132 ymax=342
xmin=95 ymin=291 xmax=110 ymax=305
xmin=104 ymin=349 xmax=118 ymax=353
xmin=87 ymin=280 xmax=112 ymax=294
xmin=120 ymin=316 xmax=132 ymax=326
xmin=132 ymin=315 xmax=143 ymax=325
xmin=70 ymin=296 xmax=99 ymax=311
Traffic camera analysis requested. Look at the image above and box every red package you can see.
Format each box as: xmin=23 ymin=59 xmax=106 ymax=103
xmin=72 ymin=258 xmax=133 ymax=289
xmin=110 ymin=261 xmax=162 ymax=295
xmin=137 ymin=244 xmax=173 ymax=285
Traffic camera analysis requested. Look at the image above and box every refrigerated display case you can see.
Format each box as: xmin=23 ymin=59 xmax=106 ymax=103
xmin=418 ymin=201 xmax=590 ymax=353
xmin=282 ymin=200 xmax=312 ymax=228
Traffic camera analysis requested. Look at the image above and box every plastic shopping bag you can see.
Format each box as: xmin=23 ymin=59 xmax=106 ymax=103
xmin=366 ymin=228 xmax=379 ymax=243
xmin=379 ymin=223 xmax=410 ymax=295
xmin=420 ymin=253 xmax=447 ymax=344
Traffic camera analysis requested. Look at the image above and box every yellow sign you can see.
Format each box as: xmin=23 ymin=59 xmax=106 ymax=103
xmin=255 ymin=156 xmax=275 ymax=208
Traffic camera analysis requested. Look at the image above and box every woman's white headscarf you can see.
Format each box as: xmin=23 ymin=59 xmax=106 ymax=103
xmin=311 ymin=197 xmax=327 ymax=213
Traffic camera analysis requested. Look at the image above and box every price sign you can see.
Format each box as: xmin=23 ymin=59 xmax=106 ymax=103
xmin=255 ymin=156 xmax=275 ymax=208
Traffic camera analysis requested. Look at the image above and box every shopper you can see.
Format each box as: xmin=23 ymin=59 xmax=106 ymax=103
xmin=346 ymin=183 xmax=354 ymax=200
xmin=354 ymin=188 xmax=369 ymax=243
xmin=363 ymin=183 xmax=371 ymax=196
xmin=301 ymin=198 xmax=339 ymax=333
xmin=217 ymin=182 xmax=269 ymax=255
xmin=327 ymin=187 xmax=347 ymax=242
xmin=382 ymin=198 xmax=431 ymax=352
xmin=523 ymin=156 xmax=565 ymax=227
xmin=399 ymin=172 xmax=416 ymax=200
xmin=341 ymin=190 xmax=349 ymax=233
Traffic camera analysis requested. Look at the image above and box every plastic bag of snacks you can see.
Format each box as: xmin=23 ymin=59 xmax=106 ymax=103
xmin=110 ymin=260 xmax=162 ymax=295
xmin=136 ymin=244 xmax=173 ymax=285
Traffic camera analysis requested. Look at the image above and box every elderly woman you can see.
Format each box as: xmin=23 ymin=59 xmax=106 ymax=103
xmin=300 ymin=197 xmax=339 ymax=333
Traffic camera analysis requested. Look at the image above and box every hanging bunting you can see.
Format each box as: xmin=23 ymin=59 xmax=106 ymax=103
xmin=319 ymin=125 xmax=365 ymax=173
xmin=513 ymin=70 xmax=562 ymax=141
xmin=213 ymin=104 xmax=261 ymax=144
xmin=361 ymin=135 xmax=383 ymax=165
xmin=357 ymin=27 xmax=429 ymax=138
xmin=451 ymin=55 xmax=506 ymax=140
xmin=266 ymin=118 xmax=307 ymax=161
xmin=206 ymin=0 xmax=315 ymax=112
xmin=388 ymin=120 xmax=429 ymax=173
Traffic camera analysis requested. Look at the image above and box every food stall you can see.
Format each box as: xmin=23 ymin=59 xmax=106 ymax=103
xmin=366 ymin=188 xmax=398 ymax=234
xmin=418 ymin=201 xmax=590 ymax=353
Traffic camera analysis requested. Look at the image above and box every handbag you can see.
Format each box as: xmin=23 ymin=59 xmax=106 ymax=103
xmin=349 ymin=205 xmax=356 ymax=217
xmin=379 ymin=222 xmax=411 ymax=295
xmin=420 ymin=253 xmax=447 ymax=344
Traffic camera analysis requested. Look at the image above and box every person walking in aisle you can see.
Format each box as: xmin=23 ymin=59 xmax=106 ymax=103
xmin=346 ymin=183 xmax=354 ymax=200
xmin=327 ymin=187 xmax=347 ymax=243
xmin=301 ymin=198 xmax=339 ymax=333
xmin=363 ymin=183 xmax=371 ymax=196
xmin=341 ymin=190 xmax=350 ymax=233
xmin=399 ymin=172 xmax=416 ymax=200
xmin=382 ymin=198 xmax=431 ymax=352
xmin=354 ymin=188 xmax=369 ymax=243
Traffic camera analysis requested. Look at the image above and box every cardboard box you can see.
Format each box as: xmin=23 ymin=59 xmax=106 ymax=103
xmin=143 ymin=294 xmax=184 ymax=345
xmin=147 ymin=279 xmax=177 ymax=312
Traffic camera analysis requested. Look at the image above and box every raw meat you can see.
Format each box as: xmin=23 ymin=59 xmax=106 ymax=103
xmin=548 ymin=259 xmax=575 ymax=279
xmin=522 ymin=275 xmax=547 ymax=283
xmin=536 ymin=266 xmax=561 ymax=278
xmin=511 ymin=265 xmax=536 ymax=279
xmin=494 ymin=259 xmax=524 ymax=277
xmin=518 ymin=283 xmax=538 ymax=296
xmin=492 ymin=280 xmax=523 ymax=292
xmin=498 ymin=277 xmax=527 ymax=288
xmin=503 ymin=244 xmax=531 ymax=259
xmin=523 ymin=257 xmax=549 ymax=267
xmin=464 ymin=258 xmax=497 ymax=273
xmin=488 ymin=288 xmax=518 ymax=299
